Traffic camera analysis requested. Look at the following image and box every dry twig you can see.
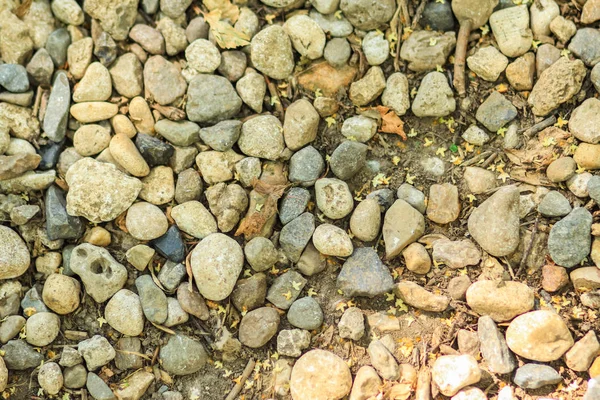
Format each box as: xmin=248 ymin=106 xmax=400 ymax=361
xmin=225 ymin=358 xmax=256 ymax=400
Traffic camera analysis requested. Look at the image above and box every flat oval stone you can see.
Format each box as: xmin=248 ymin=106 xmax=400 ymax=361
xmin=466 ymin=280 xmax=534 ymax=322
xmin=290 ymin=349 xmax=352 ymax=400
xmin=0 ymin=226 xmax=30 ymax=280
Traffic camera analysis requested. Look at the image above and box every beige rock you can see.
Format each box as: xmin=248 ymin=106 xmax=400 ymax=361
xmin=68 ymin=37 xmax=94 ymax=80
xmin=125 ymin=202 xmax=168 ymax=241
xmin=582 ymin=0 xmax=600 ymax=24
xmin=565 ymin=331 xmax=600 ymax=372
xmin=129 ymin=97 xmax=155 ymax=134
xmin=394 ymin=281 xmax=450 ymax=312
xmin=463 ymin=166 xmax=497 ymax=194
xmin=489 ymin=5 xmax=532 ymax=57
xmin=125 ymin=244 xmax=155 ymax=271
xmin=432 ymin=239 xmax=481 ymax=269
xmin=541 ymin=264 xmax=569 ymax=292
xmin=549 ymin=15 xmax=576 ymax=42
xmin=83 ymin=226 xmax=111 ymax=247
xmin=571 ymin=267 xmax=600 ymax=291
xmin=290 ymin=350 xmax=352 ymax=400
xmin=105 ymin=289 xmax=145 ymax=337
xmin=546 ymin=157 xmax=576 ymax=182
xmin=42 ymin=274 xmax=81 ymax=314
xmin=70 ymin=102 xmax=119 ymax=123
xmin=111 ymin=115 xmax=137 ymax=138
xmin=349 ymin=66 xmax=386 ymax=106
xmin=0 ymin=225 xmax=30 ymax=279
xmin=349 ymin=198 xmax=381 ymax=242
xmin=0 ymin=10 xmax=34 ymax=64
xmin=505 ymin=52 xmax=535 ymax=91
xmin=113 ymin=370 xmax=154 ymax=400
xmin=195 ymin=150 xmax=244 ymax=184
xmin=432 ymin=354 xmax=481 ymax=396
xmin=139 ymin=166 xmax=175 ymax=205
xmin=530 ymin=0 xmax=559 ymax=37
xmin=569 ymin=98 xmax=600 ymax=144
xmin=283 ymin=99 xmax=320 ymax=151
xmin=466 ymin=46 xmax=508 ymax=81
xmin=312 ymin=224 xmax=353 ymax=257
xmin=466 ymin=280 xmax=534 ymax=322
xmin=109 ymin=133 xmax=150 ymax=177
xmin=349 ymin=366 xmax=382 ymax=400
xmin=402 ymin=242 xmax=431 ymax=274
xmin=73 ymin=124 xmax=111 ymax=156
xmin=73 ymin=62 xmax=112 ymax=102
xmin=427 ymin=183 xmax=460 ymax=224
xmin=505 ymin=310 xmax=573 ymax=361
xmin=574 ymin=143 xmax=600 ymax=170
xmin=383 ymin=199 xmax=425 ymax=259
xmin=368 ymin=340 xmax=399 ymax=380
xmin=171 ymin=201 xmax=217 ymax=239
xmin=35 ymin=252 xmax=61 ymax=276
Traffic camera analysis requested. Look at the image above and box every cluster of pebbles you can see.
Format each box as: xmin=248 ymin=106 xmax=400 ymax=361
xmin=0 ymin=0 xmax=600 ymax=399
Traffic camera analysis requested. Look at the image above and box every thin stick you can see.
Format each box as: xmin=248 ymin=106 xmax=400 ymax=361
xmin=453 ymin=20 xmax=472 ymax=96
xmin=411 ymin=0 xmax=427 ymax=29
xmin=225 ymin=358 xmax=256 ymax=400
xmin=480 ymin=152 xmax=498 ymax=168
xmin=264 ymin=76 xmax=284 ymax=122
xmin=516 ymin=216 xmax=539 ymax=276
xmin=520 ymin=115 xmax=557 ymax=139
xmin=461 ymin=150 xmax=492 ymax=167
xmin=32 ymin=86 xmax=43 ymax=120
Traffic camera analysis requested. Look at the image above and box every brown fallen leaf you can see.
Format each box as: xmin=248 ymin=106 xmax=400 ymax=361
xmin=377 ymin=106 xmax=407 ymax=140
xmin=203 ymin=0 xmax=239 ymax=23
xmin=203 ymin=10 xmax=250 ymax=49
xmin=505 ymin=126 xmax=569 ymax=168
xmin=235 ymin=178 xmax=288 ymax=240
xmin=13 ymin=0 xmax=32 ymax=18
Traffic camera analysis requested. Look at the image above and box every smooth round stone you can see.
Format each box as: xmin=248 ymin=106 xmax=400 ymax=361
xmin=63 ymin=364 xmax=86 ymax=389
xmin=289 ymin=146 xmax=325 ymax=187
xmin=432 ymin=354 xmax=481 ymax=397
xmin=129 ymin=24 xmax=165 ymax=55
xmin=104 ymin=289 xmax=144 ymax=336
xmin=190 ymin=233 xmax=244 ymax=301
xmin=315 ymin=178 xmax=354 ymax=219
xmin=506 ymin=310 xmax=574 ymax=362
xmin=125 ymin=202 xmax=168 ymax=241
xmin=290 ymin=350 xmax=352 ymax=400
xmin=159 ymin=334 xmax=208 ymax=376
xmin=239 ymin=307 xmax=280 ymax=348
xmin=287 ymin=297 xmax=323 ymax=330
xmin=73 ymin=124 xmax=111 ymax=156
xmin=0 ymin=64 xmax=30 ymax=93
xmin=350 ymin=198 xmax=381 ymax=241
xmin=109 ymin=133 xmax=150 ymax=177
xmin=362 ymin=31 xmax=389 ymax=65
xmin=341 ymin=115 xmax=377 ymax=142
xmin=70 ymin=102 xmax=118 ymax=123
xmin=284 ymin=14 xmax=326 ymax=60
xmin=547 ymin=157 xmax=576 ymax=182
xmin=245 ymin=237 xmax=278 ymax=272
xmin=171 ymin=200 xmax=217 ymax=239
xmin=42 ymin=273 xmax=80 ymax=314
xmin=324 ymin=38 xmax=351 ymax=67
xmin=83 ymin=227 xmax=111 ymax=247
xmin=0 ymin=226 xmax=30 ymax=279
xmin=239 ymin=115 xmax=285 ymax=161
xmin=312 ymin=224 xmax=353 ymax=257
xmin=38 ymin=362 xmax=63 ymax=395
xmin=186 ymin=39 xmax=221 ymax=73
xmin=139 ymin=166 xmax=175 ymax=205
xmin=72 ymin=62 xmax=112 ymax=102
xmin=26 ymin=312 xmax=60 ymax=346
xmin=466 ymin=280 xmax=534 ymax=322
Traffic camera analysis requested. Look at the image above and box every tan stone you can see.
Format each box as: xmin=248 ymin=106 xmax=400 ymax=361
xmin=109 ymin=133 xmax=150 ymax=177
xmin=402 ymin=242 xmax=431 ymax=274
xmin=42 ymin=274 xmax=81 ymax=314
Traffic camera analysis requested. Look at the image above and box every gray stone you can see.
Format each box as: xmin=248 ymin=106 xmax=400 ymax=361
xmin=10 ymin=205 xmax=39 ymax=225
xmin=94 ymin=32 xmax=118 ymax=67
xmin=421 ymin=0 xmax=455 ymax=31
xmin=129 ymin=24 xmax=165 ymax=55
xmin=218 ymin=51 xmax=247 ymax=81
xmin=0 ymin=316 xmax=25 ymax=344
xmin=476 ymin=91 xmax=517 ymax=132
xmin=0 ymin=64 xmax=28 ymax=93
xmin=158 ymin=261 xmax=186 ymax=292
xmin=569 ymin=98 xmax=600 ymax=144
xmin=280 ymin=212 xmax=315 ymax=263
xmin=38 ymin=361 xmax=63 ymax=395
xmin=279 ymin=187 xmax=310 ymax=225
xmin=537 ymin=191 xmax=571 ymax=217
xmin=231 ymin=273 xmax=267 ymax=312
xmin=199 ymin=120 xmax=241 ymax=152
xmin=513 ymin=364 xmax=562 ymax=389
xmin=135 ymin=275 xmax=168 ymax=324
xmin=267 ymin=270 xmax=307 ymax=310
xmin=236 ymin=70 xmax=266 ymax=113
xmin=45 ymin=28 xmax=71 ymax=67
xmin=21 ymin=286 xmax=49 ymax=315
xmin=109 ymin=53 xmax=144 ymax=98
xmin=340 ymin=0 xmax=396 ymax=30
xmin=568 ymin=28 xmax=600 ymax=66
xmin=1 ymin=340 xmax=43 ymax=370
xmin=362 ymin=31 xmax=389 ymax=66
xmin=309 ymin=10 xmax=354 ymax=37
xmin=462 ymin=125 xmax=490 ymax=146
xmin=64 ymin=365 xmax=87 ymax=389
xmin=43 ymin=71 xmax=70 ymax=142
xmin=155 ymin=120 xmax=200 ymax=147
xmin=45 ymin=185 xmax=84 ymax=241
xmin=412 ymin=71 xmax=455 ymax=117
xmin=84 ymin=0 xmax=138 ymax=40
xmin=287 ymin=297 xmax=323 ymax=330
xmin=251 ymin=25 xmax=294 ymax=80
xmin=330 ymin=141 xmax=368 ymax=180
xmin=245 ymin=237 xmax=278 ymax=272
xmin=115 ymin=337 xmax=144 ymax=371
xmin=548 ymin=207 xmax=592 ymax=268
xmin=337 ymin=247 xmax=394 ymax=298
xmin=489 ymin=5 xmax=532 ymax=57
xmin=239 ymin=307 xmax=280 ymax=348
xmin=239 ymin=114 xmax=284 ymax=160
xmin=367 ymin=188 xmax=395 ymax=211
xmin=338 ymin=307 xmax=364 ymax=340
xmin=400 ymin=31 xmax=456 ymax=72
xmin=70 ymin=243 xmax=128 ymax=303
xmin=86 ymin=373 xmax=115 ymax=400
xmin=289 ymin=146 xmax=324 ymax=186
xmin=478 ymin=316 xmax=516 ymax=374
xmin=396 ymin=184 xmax=426 ymax=213
xmin=284 ymin=15 xmax=326 ymax=60
xmin=277 ymin=329 xmax=311 ymax=357
xmin=59 ymin=347 xmax=83 ymax=368
xmin=324 ymin=38 xmax=351 ymax=67
xmin=143 ymin=55 xmax=187 ymax=105
xmin=186 ymin=74 xmax=242 ymax=124
xmin=175 ymin=168 xmax=202 ymax=203
xmin=78 ymin=335 xmax=115 ymax=371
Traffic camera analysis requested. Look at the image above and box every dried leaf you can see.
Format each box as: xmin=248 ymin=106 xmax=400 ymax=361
xmin=115 ymin=211 xmax=128 ymax=233
xmin=505 ymin=127 xmax=569 ymax=168
xmin=377 ymin=106 xmax=407 ymax=140
xmin=13 ymin=0 xmax=32 ymax=18
xmin=203 ymin=0 xmax=239 ymax=23
xmin=203 ymin=10 xmax=250 ymax=49
xmin=235 ymin=179 xmax=288 ymax=240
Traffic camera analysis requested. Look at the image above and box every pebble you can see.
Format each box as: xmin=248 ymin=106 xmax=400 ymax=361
xmin=231 ymin=273 xmax=267 ymax=312
xmin=10 ymin=205 xmax=38 ymax=226
xmin=383 ymin=199 xmax=426 ymax=259
xmin=489 ymin=5 xmax=532 ymax=57
xmin=463 ymin=166 xmax=496 ymax=194
xmin=476 ymin=91 xmax=517 ymax=132
xmin=26 ymin=312 xmax=60 ymax=346
xmin=244 ymin=237 xmax=278 ymax=272
xmin=506 ymin=310 xmax=573 ymax=361
xmin=431 ymin=355 xmax=481 ymax=397
xmin=297 ymin=243 xmax=326 ymax=276
xmin=541 ymin=264 xmax=569 ymax=292
xmin=287 ymin=297 xmax=323 ymax=330
xmin=205 ymin=183 xmax=245 ymax=230
xmin=400 ymin=31 xmax=456 ymax=72
xmin=73 ymin=62 xmax=111 ymax=102
xmin=505 ymin=52 xmax=535 ymax=91
xmin=239 ymin=115 xmax=284 ymax=160
xmin=174 ymin=168 xmax=202 ymax=204
xmin=218 ymin=50 xmax=247 ymax=81
xmin=467 ymin=46 xmax=508 ymax=81
xmin=70 ymin=102 xmax=118 ymax=123
xmin=155 ymin=120 xmax=199 ymax=147
xmin=21 ymin=286 xmax=49 ymax=315
xmin=126 ymin=244 xmax=155 ymax=271
xmin=267 ymin=270 xmax=307 ymax=309
xmin=513 ymin=364 xmax=562 ymax=389
xmin=128 ymin=24 xmax=164 ymax=55
xmin=236 ymin=70 xmax=266 ymax=113
xmin=125 ymin=202 xmax=168 ymax=241
xmin=0 ymin=316 xmax=25 ymax=344
xmin=315 ymin=178 xmax=354 ymax=219
xmin=530 ymin=0 xmax=560 ymax=37
xmin=1 ymin=340 xmax=43 ymax=370
xmin=107 ymin=53 xmax=143 ymax=98
xmin=0 ymin=226 xmax=30 ymax=280
xmin=277 ymin=329 xmax=311 ymax=357
xmin=195 ymin=150 xmax=243 ymax=184
xmin=341 ymin=116 xmax=377 ymax=143
xmin=567 ymin=172 xmax=592 ymax=198
xmin=397 ymin=184 xmax=426 ymax=213
xmin=280 ymin=211 xmax=314 ymax=263
xmin=427 ymin=183 xmax=460 ymax=224
xmin=448 ymin=275 xmax=472 ymax=301
xmin=114 ymin=370 xmax=154 ymax=400
xmin=79 ymin=335 xmax=116 ymax=372
xmin=251 ymin=25 xmax=294 ymax=80
xmin=290 ymin=350 xmax=352 ymax=400
xmin=0 ymin=9 xmax=34 ymax=65
xmin=468 ymin=186 xmax=520 ymax=256
xmin=177 ymin=282 xmax=209 ymax=320
xmin=421 ymin=0 xmax=455 ymax=31
xmin=571 ymin=267 xmax=600 ymax=291
xmin=42 ymin=273 xmax=80 ymax=314
xmin=568 ymin=28 xmax=600 ymax=67
xmin=382 ymin=72 xmax=410 ymax=116
xmin=310 ymin=10 xmax=354 ymax=37
xmin=86 ymin=372 xmax=115 ymax=400
xmin=143 ymin=56 xmax=187 ymax=105
xmin=239 ymin=307 xmax=280 ymax=348
xmin=565 ymin=331 xmax=600 ymax=371
xmin=478 ymin=316 xmax=516 ymax=374
xmin=368 ymin=340 xmax=399 ymax=380
xmin=187 ymin=74 xmax=242 ymax=124
xmin=575 ymin=142 xmax=600 ymax=171
xmin=337 ymin=247 xmax=394 ymax=297
xmin=64 ymin=365 xmax=87 ymax=389
xmin=69 ymin=243 xmax=128 ymax=303
xmin=38 ymin=362 xmax=63 ymax=395
xmin=412 ymin=71 xmax=455 ymax=117
xmin=528 ymin=58 xmax=586 ymax=116
xmin=279 ymin=187 xmax=310 ymax=225
xmin=402 ymin=242 xmax=431 ymax=274
xmin=395 ymin=281 xmax=450 ymax=312
xmin=550 ymin=15 xmax=576 ymax=42
xmin=60 ymin=347 xmax=83 ymax=368
xmin=536 ymin=44 xmax=561 ymax=77
xmin=164 ymin=297 xmax=189 ymax=327
xmin=159 ymin=334 xmax=207 ymax=376
xmin=338 ymin=307 xmax=365 ymax=341
xmin=43 ymin=71 xmax=70 ymax=142
xmin=26 ymin=50 xmax=54 ymax=89
xmin=569 ymin=98 xmax=600 ymax=144
xmin=466 ymin=280 xmax=533 ymax=322
xmin=548 ymin=207 xmax=592 ymax=268
xmin=330 ymin=141 xmax=367 ymax=180
xmin=432 ymin=239 xmax=481 ymax=269
xmin=284 ymin=15 xmax=326 ymax=60
xmin=199 ymin=120 xmax=241 ymax=152
xmin=190 ymin=233 xmax=244 ymax=301
xmin=283 ymin=99 xmax=320 ymax=151
xmin=349 ymin=66 xmax=386 ymax=106
xmin=171 ymin=201 xmax=217 ymax=239
xmin=324 ymin=38 xmax=351 ymax=67
xmin=313 ymin=224 xmax=353 ymax=257
xmin=157 ymin=261 xmax=186 ymax=291
xmin=0 ymin=64 xmax=29 ymax=93
xmin=362 ymin=31 xmax=389 ymax=66
xmin=537 ymin=191 xmax=571 ymax=217
xmin=67 ymin=37 xmax=93 ymax=80
xmin=0 ymin=153 xmax=40 ymax=181
xmin=105 ymin=289 xmax=145 ymax=336
xmin=185 ymin=38 xmax=220 ymax=73
xmin=349 ymin=198 xmax=381 ymax=242
xmin=547 ymin=157 xmax=576 ymax=182
xmin=46 ymin=28 xmax=71 ymax=67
